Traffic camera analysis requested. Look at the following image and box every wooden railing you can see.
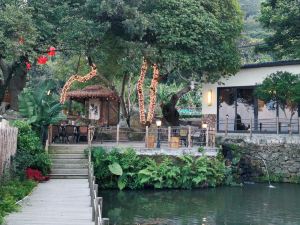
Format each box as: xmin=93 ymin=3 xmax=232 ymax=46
xmin=218 ymin=117 xmax=300 ymax=135
xmin=88 ymin=127 xmax=109 ymax=225
xmin=0 ymin=122 xmax=18 ymax=177
xmin=48 ymin=124 xmax=216 ymax=148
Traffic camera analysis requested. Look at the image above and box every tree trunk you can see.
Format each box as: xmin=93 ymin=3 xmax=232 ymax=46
xmin=0 ymin=55 xmax=28 ymax=110
xmin=120 ymin=73 xmax=130 ymax=127
xmin=161 ymin=85 xmax=191 ymax=126
xmin=8 ymin=65 xmax=27 ymax=110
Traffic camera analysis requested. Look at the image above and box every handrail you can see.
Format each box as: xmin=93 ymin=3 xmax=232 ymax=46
xmin=88 ymin=130 xmax=109 ymax=225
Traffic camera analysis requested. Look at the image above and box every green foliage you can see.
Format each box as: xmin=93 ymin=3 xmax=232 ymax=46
xmin=255 ymin=71 xmax=300 ymax=119
xmin=259 ymin=0 xmax=300 ymax=59
xmin=91 ymin=147 xmax=229 ymax=190
xmin=198 ymin=147 xmax=205 ymax=153
xmin=0 ymin=2 xmax=37 ymax=59
xmin=157 ymin=82 xmax=201 ymax=108
xmin=145 ymin=0 xmax=243 ymax=81
xmin=12 ymin=120 xmax=42 ymax=155
xmin=12 ymin=120 xmax=51 ymax=177
xmin=18 ymin=80 xmax=66 ymax=130
xmin=0 ymin=179 xmax=36 ymax=224
xmin=108 ymin=163 xmax=123 ymax=176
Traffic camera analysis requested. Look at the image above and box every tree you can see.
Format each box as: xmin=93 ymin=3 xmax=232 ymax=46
xmin=258 ymin=0 xmax=300 ymax=59
xmin=1 ymin=0 xmax=242 ymax=127
xmin=0 ymin=2 xmax=37 ymax=109
xmin=255 ymin=71 xmax=300 ymax=132
xmin=143 ymin=0 xmax=243 ymax=125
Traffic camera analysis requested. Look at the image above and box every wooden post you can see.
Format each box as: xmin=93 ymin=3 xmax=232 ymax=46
xmin=145 ymin=126 xmax=149 ymax=148
xmin=93 ymin=197 xmax=100 ymax=223
xmin=94 ymin=184 xmax=98 ymax=200
xmin=276 ymin=116 xmax=279 ymax=135
xmin=212 ymin=128 xmax=216 ymax=147
xmin=298 ymin=117 xmax=300 ymax=136
xmin=225 ymin=117 xmax=228 ymax=137
xmin=205 ymin=126 xmax=209 ymax=147
xmin=116 ymin=124 xmax=120 ymax=145
xmin=250 ymin=118 xmax=252 ymax=139
xmin=168 ymin=126 xmax=171 ymax=147
xmin=88 ymin=127 xmax=92 ymax=147
xmin=102 ymin=218 xmax=110 ymax=225
xmin=188 ymin=126 xmax=192 ymax=148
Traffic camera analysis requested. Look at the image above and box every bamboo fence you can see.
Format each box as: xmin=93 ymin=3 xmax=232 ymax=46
xmin=0 ymin=122 xmax=18 ymax=176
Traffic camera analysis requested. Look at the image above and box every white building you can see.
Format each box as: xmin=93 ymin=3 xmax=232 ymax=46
xmin=201 ymin=60 xmax=300 ymax=133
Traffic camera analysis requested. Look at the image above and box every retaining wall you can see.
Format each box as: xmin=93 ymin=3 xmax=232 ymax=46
xmin=217 ymin=133 xmax=300 ymax=182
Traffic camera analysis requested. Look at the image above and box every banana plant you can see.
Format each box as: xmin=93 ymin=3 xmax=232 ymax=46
xmin=18 ymin=80 xmax=66 ymax=142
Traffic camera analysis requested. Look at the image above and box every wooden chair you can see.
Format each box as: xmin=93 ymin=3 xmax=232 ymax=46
xmin=78 ymin=126 xmax=88 ymax=142
xmin=65 ymin=125 xmax=77 ymax=143
xmin=51 ymin=125 xmax=60 ymax=143
xmin=179 ymin=128 xmax=188 ymax=147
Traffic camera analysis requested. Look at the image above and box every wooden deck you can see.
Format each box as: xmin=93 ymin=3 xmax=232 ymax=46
xmin=5 ymin=179 xmax=94 ymax=225
xmin=50 ymin=142 xmax=218 ymax=157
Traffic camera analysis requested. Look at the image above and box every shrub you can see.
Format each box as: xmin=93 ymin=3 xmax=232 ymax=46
xmin=12 ymin=120 xmax=51 ymax=177
xmin=0 ymin=179 xmax=36 ymax=224
xmin=91 ymin=147 xmax=229 ymax=190
xmin=12 ymin=120 xmax=42 ymax=154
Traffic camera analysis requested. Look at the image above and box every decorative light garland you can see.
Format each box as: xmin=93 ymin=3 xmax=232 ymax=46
xmin=146 ymin=63 xmax=159 ymax=123
xmin=60 ymin=64 xmax=97 ymax=104
xmin=137 ymin=59 xmax=160 ymax=125
xmin=137 ymin=59 xmax=148 ymax=124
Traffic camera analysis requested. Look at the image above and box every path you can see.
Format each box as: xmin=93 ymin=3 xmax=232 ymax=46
xmin=5 ymin=179 xmax=93 ymax=225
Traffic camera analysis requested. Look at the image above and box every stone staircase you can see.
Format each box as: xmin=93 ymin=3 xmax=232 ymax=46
xmin=49 ymin=145 xmax=89 ymax=179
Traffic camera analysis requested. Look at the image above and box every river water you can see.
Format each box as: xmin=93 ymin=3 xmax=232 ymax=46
xmin=100 ymin=183 xmax=300 ymax=225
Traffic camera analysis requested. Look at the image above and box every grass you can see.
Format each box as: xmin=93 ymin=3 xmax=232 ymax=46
xmin=0 ymin=179 xmax=37 ymax=224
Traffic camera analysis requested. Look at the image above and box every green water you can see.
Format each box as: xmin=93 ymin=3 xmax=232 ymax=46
xmin=100 ymin=184 xmax=300 ymax=225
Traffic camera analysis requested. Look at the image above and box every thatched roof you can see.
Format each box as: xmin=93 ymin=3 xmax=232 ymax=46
xmin=67 ymin=85 xmax=119 ymax=101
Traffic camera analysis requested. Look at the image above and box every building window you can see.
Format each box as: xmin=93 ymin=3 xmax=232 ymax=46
xmin=217 ymin=86 xmax=299 ymax=133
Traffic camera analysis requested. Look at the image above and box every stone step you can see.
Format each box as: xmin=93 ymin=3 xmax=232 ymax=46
xmin=51 ymin=158 xmax=88 ymax=164
xmin=52 ymin=164 xmax=88 ymax=169
xmin=49 ymin=144 xmax=88 ymax=151
xmin=51 ymin=168 xmax=88 ymax=175
xmin=49 ymin=174 xmax=88 ymax=179
xmin=49 ymin=149 xmax=86 ymax=154
xmin=50 ymin=154 xmax=86 ymax=159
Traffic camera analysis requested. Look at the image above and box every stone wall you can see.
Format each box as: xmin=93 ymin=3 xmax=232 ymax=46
xmin=217 ymin=134 xmax=300 ymax=182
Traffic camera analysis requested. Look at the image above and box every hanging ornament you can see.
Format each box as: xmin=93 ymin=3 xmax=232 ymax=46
xmin=26 ymin=62 xmax=31 ymax=70
xmin=37 ymin=55 xmax=48 ymax=65
xmin=47 ymin=46 xmax=56 ymax=56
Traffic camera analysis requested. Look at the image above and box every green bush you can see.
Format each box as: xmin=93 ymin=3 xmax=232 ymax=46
xmin=12 ymin=120 xmax=42 ymax=154
xmin=0 ymin=179 xmax=36 ymax=224
xmin=12 ymin=120 xmax=51 ymax=177
xmin=91 ymin=147 xmax=229 ymax=190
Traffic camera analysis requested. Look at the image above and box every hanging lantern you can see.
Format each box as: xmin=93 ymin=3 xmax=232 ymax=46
xmin=47 ymin=46 xmax=56 ymax=56
xmin=37 ymin=55 xmax=48 ymax=65
xmin=26 ymin=62 xmax=31 ymax=70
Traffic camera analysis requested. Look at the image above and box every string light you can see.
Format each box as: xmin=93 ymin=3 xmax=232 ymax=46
xmin=137 ymin=59 xmax=148 ymax=124
xmin=146 ymin=63 xmax=159 ymax=123
xmin=137 ymin=59 xmax=160 ymax=125
xmin=60 ymin=64 xmax=97 ymax=104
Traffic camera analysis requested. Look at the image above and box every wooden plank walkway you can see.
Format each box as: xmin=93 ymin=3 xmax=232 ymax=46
xmin=5 ymin=179 xmax=94 ymax=225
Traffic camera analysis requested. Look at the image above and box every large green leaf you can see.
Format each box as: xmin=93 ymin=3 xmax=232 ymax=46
xmin=108 ymin=163 xmax=123 ymax=176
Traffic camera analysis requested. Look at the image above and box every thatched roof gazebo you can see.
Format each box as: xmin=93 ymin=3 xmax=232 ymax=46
xmin=66 ymin=85 xmax=120 ymax=126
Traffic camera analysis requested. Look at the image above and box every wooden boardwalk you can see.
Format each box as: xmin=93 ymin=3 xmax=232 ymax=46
xmin=5 ymin=179 xmax=94 ymax=225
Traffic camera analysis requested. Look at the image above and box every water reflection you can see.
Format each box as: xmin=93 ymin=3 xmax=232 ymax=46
xmin=101 ymin=184 xmax=300 ymax=225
